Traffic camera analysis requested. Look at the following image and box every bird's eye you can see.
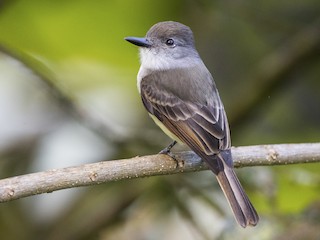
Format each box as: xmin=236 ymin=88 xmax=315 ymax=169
xmin=165 ymin=38 xmax=175 ymax=46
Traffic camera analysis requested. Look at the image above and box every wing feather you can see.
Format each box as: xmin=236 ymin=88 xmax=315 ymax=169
xmin=140 ymin=67 xmax=231 ymax=171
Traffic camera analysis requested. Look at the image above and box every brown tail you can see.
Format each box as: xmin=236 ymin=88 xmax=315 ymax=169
xmin=216 ymin=165 xmax=259 ymax=227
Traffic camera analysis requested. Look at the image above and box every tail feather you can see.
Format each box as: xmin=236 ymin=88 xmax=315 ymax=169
xmin=216 ymin=167 xmax=259 ymax=227
xmin=187 ymin=148 xmax=259 ymax=227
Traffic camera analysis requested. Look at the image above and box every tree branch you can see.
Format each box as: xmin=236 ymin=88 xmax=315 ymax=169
xmin=230 ymin=17 xmax=320 ymax=127
xmin=0 ymin=143 xmax=319 ymax=203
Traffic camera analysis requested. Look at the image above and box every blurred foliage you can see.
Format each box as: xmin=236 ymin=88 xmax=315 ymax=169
xmin=0 ymin=0 xmax=319 ymax=239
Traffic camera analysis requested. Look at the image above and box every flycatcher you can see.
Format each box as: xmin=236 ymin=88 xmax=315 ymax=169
xmin=125 ymin=21 xmax=259 ymax=227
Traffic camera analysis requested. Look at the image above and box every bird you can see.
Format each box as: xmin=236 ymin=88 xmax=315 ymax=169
xmin=125 ymin=21 xmax=259 ymax=227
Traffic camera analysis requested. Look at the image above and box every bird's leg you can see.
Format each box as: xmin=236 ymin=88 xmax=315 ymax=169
xmin=159 ymin=141 xmax=181 ymax=168
xmin=159 ymin=141 xmax=184 ymax=168
xmin=159 ymin=140 xmax=177 ymax=155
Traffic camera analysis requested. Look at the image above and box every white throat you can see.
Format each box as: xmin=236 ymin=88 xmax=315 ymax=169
xmin=136 ymin=47 xmax=202 ymax=92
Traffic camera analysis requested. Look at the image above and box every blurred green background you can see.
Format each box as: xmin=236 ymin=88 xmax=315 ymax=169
xmin=0 ymin=0 xmax=319 ymax=239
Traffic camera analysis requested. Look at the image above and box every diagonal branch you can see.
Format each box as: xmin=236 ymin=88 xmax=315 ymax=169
xmin=0 ymin=143 xmax=319 ymax=203
xmin=230 ymin=17 xmax=320 ymax=127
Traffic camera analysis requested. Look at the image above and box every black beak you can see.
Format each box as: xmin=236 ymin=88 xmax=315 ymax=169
xmin=125 ymin=37 xmax=151 ymax=48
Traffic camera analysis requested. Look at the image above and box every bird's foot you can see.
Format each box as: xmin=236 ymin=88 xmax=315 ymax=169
xmin=159 ymin=141 xmax=180 ymax=167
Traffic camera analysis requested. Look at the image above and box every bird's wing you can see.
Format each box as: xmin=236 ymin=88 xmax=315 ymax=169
xmin=140 ymin=68 xmax=231 ymax=161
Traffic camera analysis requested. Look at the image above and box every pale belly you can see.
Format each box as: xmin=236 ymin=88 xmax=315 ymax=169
xmin=149 ymin=114 xmax=182 ymax=143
